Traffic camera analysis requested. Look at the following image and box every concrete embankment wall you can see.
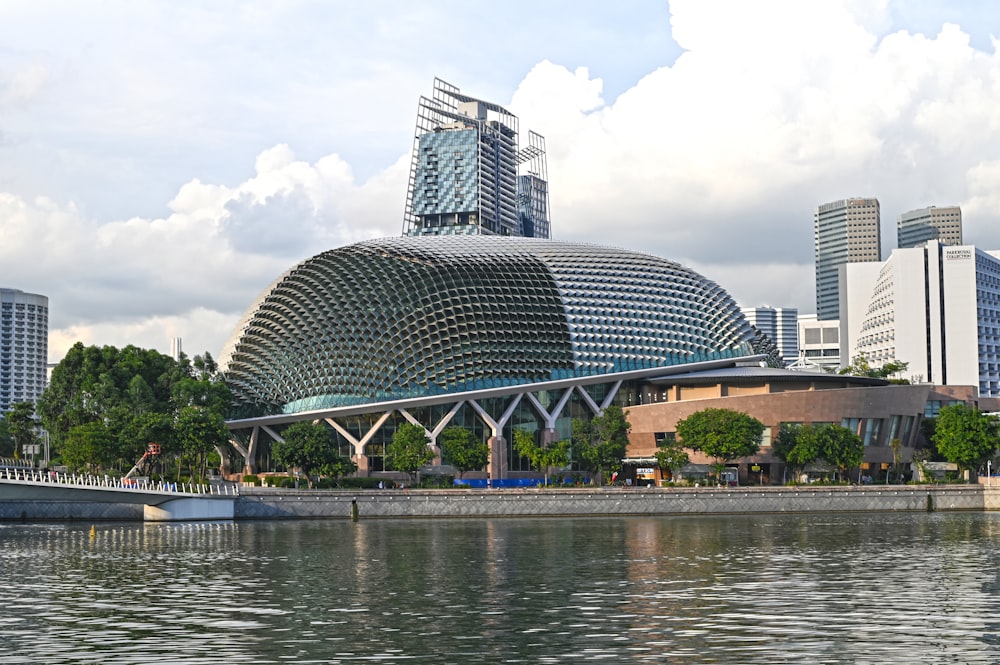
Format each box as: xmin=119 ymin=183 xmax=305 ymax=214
xmin=2 ymin=486 xmax=997 ymax=522
xmin=0 ymin=501 xmax=141 ymax=521
xmin=236 ymin=485 xmax=994 ymax=520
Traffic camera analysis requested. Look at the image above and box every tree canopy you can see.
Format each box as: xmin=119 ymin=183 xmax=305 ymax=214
xmin=37 ymin=342 xmax=232 ymax=477
xmin=271 ymin=421 xmax=355 ymax=484
xmin=772 ymin=423 xmax=863 ymax=481
xmin=4 ymin=401 xmax=38 ymax=461
xmin=571 ymin=405 xmax=630 ymax=484
xmin=513 ymin=429 xmax=571 ymax=485
xmin=932 ymin=404 xmax=998 ymax=473
xmin=654 ymin=436 xmax=689 ymax=481
xmin=838 ymin=354 xmax=909 ymax=382
xmin=387 ymin=422 xmax=434 ymax=481
xmin=675 ymin=408 xmax=763 ymax=472
xmin=438 ymin=426 xmax=489 ymax=478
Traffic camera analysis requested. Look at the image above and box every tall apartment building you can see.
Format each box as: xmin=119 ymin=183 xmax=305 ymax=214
xmin=741 ymin=306 xmax=798 ymax=364
xmin=897 ymin=205 xmax=962 ymax=249
xmin=840 ymin=240 xmax=1000 ymax=396
xmin=814 ymin=197 xmax=881 ymax=320
xmin=402 ymin=78 xmax=550 ymax=239
xmin=0 ymin=288 xmax=49 ymax=414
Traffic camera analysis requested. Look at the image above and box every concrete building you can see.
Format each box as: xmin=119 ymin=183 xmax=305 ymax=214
xmin=814 ymin=197 xmax=881 ymax=320
xmin=625 ymin=372 xmax=991 ymax=484
xmin=792 ymin=314 xmax=841 ymax=372
xmin=741 ymin=306 xmax=798 ymax=365
xmin=840 ymin=240 xmax=1000 ymax=396
xmin=0 ymin=288 xmax=49 ymax=414
xmin=402 ymin=78 xmax=550 ymax=239
xmin=897 ymin=205 xmax=962 ymax=249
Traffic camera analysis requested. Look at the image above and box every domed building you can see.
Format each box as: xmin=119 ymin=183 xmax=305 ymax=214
xmin=221 ymin=235 xmax=765 ymax=479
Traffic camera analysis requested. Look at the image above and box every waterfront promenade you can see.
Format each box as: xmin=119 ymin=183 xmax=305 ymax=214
xmin=1 ymin=483 xmax=997 ymax=521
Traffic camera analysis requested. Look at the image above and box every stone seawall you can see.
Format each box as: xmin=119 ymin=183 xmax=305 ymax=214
xmin=1 ymin=486 xmax=994 ymax=522
xmin=236 ymin=485 xmax=992 ymax=520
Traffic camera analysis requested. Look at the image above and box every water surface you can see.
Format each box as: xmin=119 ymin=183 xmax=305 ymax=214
xmin=0 ymin=512 xmax=998 ymax=663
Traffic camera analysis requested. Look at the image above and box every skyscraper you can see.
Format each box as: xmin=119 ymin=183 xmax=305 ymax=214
xmin=0 ymin=288 xmax=48 ymax=414
xmin=402 ymin=78 xmax=550 ymax=238
xmin=741 ymin=306 xmax=798 ymax=364
xmin=897 ymin=205 xmax=962 ymax=249
xmin=814 ymin=197 xmax=881 ymax=320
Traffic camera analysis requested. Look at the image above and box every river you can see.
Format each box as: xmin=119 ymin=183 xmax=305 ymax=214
xmin=0 ymin=512 xmax=998 ymax=663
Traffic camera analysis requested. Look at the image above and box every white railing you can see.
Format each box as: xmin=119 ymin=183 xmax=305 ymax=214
xmin=0 ymin=467 xmax=240 ymax=497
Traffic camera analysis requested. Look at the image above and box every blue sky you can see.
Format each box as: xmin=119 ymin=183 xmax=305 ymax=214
xmin=1 ymin=0 xmax=999 ymax=361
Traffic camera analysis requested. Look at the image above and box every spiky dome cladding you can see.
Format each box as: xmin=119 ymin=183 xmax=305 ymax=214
xmin=219 ymin=236 xmax=757 ymax=415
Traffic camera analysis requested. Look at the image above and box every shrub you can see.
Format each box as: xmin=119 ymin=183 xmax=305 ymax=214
xmin=336 ymin=477 xmax=383 ymax=489
xmin=242 ymin=474 xmax=259 ymax=486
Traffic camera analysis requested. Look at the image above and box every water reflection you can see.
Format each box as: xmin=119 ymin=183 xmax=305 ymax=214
xmin=0 ymin=513 xmax=998 ymax=663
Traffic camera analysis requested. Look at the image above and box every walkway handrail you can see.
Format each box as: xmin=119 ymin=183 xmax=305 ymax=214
xmin=0 ymin=467 xmax=240 ymax=496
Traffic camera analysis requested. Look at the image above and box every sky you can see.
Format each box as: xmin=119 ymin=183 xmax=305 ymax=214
xmin=2 ymin=0 xmax=999 ymax=363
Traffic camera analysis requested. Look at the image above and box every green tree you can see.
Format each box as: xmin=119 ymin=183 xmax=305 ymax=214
xmin=4 ymin=401 xmax=37 ymax=462
xmin=513 ymin=429 xmax=571 ymax=485
xmin=37 ymin=343 xmax=231 ymax=474
xmin=772 ymin=423 xmax=822 ymax=481
xmin=890 ymin=438 xmax=903 ymax=483
xmin=320 ymin=454 xmax=358 ymax=482
xmin=387 ymin=423 xmax=434 ymax=483
xmin=675 ymin=408 xmax=763 ymax=481
xmin=817 ymin=424 xmax=864 ymax=481
xmin=271 ymin=421 xmax=343 ymax=485
xmin=438 ymin=426 xmax=489 ymax=479
xmin=175 ymin=406 xmax=230 ymax=482
xmin=839 ymin=354 xmax=909 ymax=382
xmin=0 ymin=417 xmax=13 ymax=458
xmin=61 ymin=421 xmax=115 ymax=472
xmin=932 ymin=404 xmax=998 ymax=475
xmin=654 ymin=437 xmax=689 ymax=482
xmin=571 ymin=405 xmax=631 ymax=485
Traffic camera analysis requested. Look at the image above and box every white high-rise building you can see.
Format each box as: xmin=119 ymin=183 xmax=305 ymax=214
xmin=814 ymin=197 xmax=881 ymax=321
xmin=0 ymin=288 xmax=49 ymax=414
xmin=840 ymin=240 xmax=1000 ymax=396
xmin=897 ymin=206 xmax=962 ymax=249
xmin=741 ymin=306 xmax=798 ymax=364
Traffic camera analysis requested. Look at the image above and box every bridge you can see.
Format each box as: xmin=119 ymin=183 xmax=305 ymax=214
xmin=0 ymin=466 xmax=238 ymax=521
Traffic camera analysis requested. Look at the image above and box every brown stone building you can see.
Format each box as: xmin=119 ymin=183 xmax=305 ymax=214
xmin=622 ymin=367 xmax=997 ymax=485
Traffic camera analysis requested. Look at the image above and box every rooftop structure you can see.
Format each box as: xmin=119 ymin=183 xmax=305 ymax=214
xmin=402 ymin=78 xmax=549 ymax=238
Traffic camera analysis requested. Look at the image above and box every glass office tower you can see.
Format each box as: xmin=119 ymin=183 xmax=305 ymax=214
xmin=403 ymin=79 xmax=550 ymax=238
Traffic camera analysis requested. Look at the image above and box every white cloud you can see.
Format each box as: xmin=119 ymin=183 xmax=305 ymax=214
xmin=509 ymin=0 xmax=1000 ymax=312
xmin=3 ymin=0 xmax=1000 ymax=361
xmin=1 ymin=145 xmax=405 ymax=362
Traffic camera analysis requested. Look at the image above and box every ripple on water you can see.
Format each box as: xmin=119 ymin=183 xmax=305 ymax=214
xmin=0 ymin=514 xmax=999 ymax=663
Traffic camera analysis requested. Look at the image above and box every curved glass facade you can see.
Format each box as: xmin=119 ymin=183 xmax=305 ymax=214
xmin=220 ymin=236 xmax=756 ymax=414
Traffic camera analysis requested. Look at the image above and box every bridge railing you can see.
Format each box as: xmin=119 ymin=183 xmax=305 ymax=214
xmin=0 ymin=467 xmax=240 ymax=497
